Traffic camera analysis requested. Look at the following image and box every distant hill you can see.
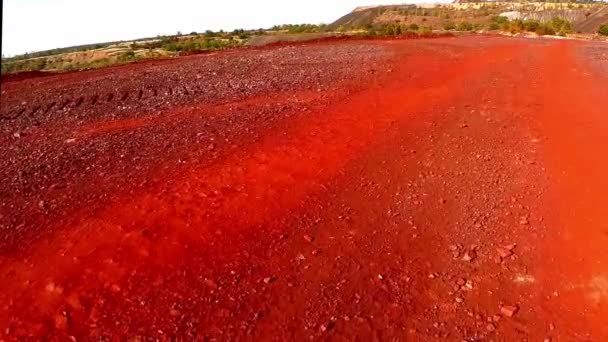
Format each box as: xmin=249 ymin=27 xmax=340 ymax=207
xmin=329 ymin=2 xmax=608 ymax=33
xmin=330 ymin=5 xmax=418 ymax=30
xmin=575 ymin=5 xmax=608 ymax=32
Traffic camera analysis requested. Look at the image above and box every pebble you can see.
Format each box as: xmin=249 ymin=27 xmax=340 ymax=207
xmin=503 ymin=243 xmax=517 ymax=251
xmin=303 ymin=235 xmax=314 ymax=243
xmin=46 ymin=282 xmax=64 ymax=295
xmin=486 ymin=323 xmax=496 ymax=332
xmin=500 ymin=305 xmax=519 ymax=317
xmin=462 ymin=250 xmax=476 ymax=262
xmin=496 ymin=247 xmax=513 ymax=258
xmin=55 ymin=313 xmax=68 ymax=330
xmin=204 ymin=278 xmax=218 ymax=289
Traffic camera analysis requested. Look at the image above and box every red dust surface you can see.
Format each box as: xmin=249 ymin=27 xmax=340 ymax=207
xmin=1 ymin=36 xmax=607 ymax=340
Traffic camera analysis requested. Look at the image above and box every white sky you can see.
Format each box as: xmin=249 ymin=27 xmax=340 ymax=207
xmin=2 ymin=0 xmax=449 ymax=57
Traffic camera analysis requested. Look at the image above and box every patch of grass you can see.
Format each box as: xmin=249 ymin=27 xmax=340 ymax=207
xmin=599 ymin=24 xmax=608 ymax=36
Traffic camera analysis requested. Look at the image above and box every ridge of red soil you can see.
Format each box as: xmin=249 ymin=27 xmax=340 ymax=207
xmin=1 ymin=36 xmax=607 ymax=340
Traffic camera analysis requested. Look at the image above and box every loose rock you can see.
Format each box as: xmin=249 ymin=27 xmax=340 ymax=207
xmin=500 ymin=305 xmax=519 ymax=317
xmin=462 ymin=249 xmax=477 ymax=262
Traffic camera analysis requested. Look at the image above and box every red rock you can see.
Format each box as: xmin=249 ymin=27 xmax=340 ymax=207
xmin=54 ymin=313 xmax=68 ymax=330
xmin=496 ymin=247 xmax=513 ymax=258
xmin=462 ymin=249 xmax=477 ymax=262
xmin=500 ymin=305 xmax=519 ymax=317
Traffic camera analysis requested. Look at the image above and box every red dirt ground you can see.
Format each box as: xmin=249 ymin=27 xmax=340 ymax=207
xmin=1 ymin=36 xmax=607 ymax=340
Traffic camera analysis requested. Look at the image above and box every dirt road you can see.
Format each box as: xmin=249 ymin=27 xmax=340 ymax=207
xmin=1 ymin=35 xmax=607 ymax=340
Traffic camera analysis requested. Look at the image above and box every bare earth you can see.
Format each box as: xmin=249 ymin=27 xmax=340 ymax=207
xmin=1 ymin=35 xmax=607 ymax=340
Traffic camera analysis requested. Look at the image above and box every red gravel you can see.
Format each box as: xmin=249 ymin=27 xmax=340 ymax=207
xmin=1 ymin=36 xmax=607 ymax=340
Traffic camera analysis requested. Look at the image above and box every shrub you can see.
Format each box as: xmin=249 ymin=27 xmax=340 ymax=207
xmin=600 ymin=24 xmax=608 ymax=36
xmin=531 ymin=18 xmax=572 ymax=36
xmin=31 ymin=58 xmax=47 ymax=71
xmin=164 ymin=43 xmax=178 ymax=51
xmin=377 ymin=23 xmax=403 ymax=36
xmin=488 ymin=16 xmax=509 ymax=30
xmin=443 ymin=21 xmax=456 ymax=31
xmin=204 ymin=30 xmax=218 ymax=38
xmin=117 ymin=51 xmax=136 ymax=62
xmin=408 ymin=23 xmax=419 ymax=31
xmin=457 ymin=21 xmax=474 ymax=31
xmin=488 ymin=22 xmax=500 ymax=30
xmin=271 ymin=24 xmax=324 ymax=34
xmin=88 ymin=58 xmax=111 ymax=69
xmin=491 ymin=16 xmax=509 ymax=25
xmin=523 ymin=19 xmax=540 ymax=32
xmin=418 ymin=26 xmax=433 ymax=36
xmin=549 ymin=18 xmax=572 ymax=35
xmin=536 ymin=25 xmax=555 ymax=36
xmin=508 ymin=20 xmax=525 ymax=34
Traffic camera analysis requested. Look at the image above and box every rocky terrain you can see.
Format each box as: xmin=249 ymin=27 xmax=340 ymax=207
xmin=1 ymin=35 xmax=608 ymax=340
